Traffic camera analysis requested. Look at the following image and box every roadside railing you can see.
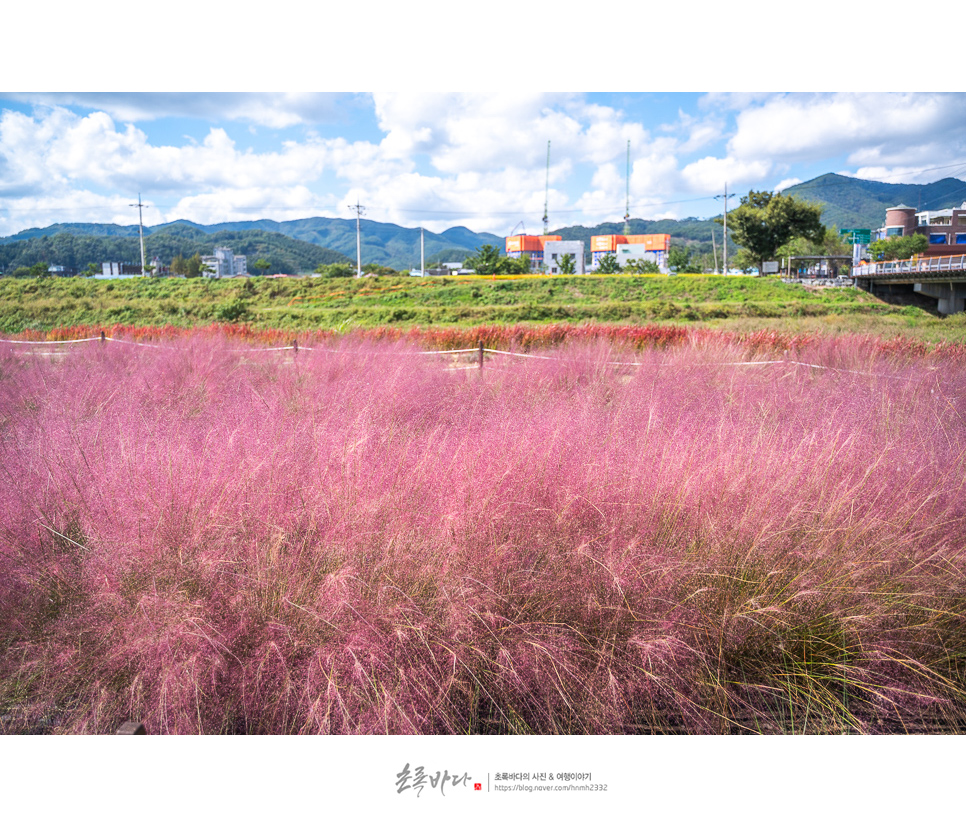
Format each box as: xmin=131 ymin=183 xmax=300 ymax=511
xmin=852 ymin=254 xmax=966 ymax=278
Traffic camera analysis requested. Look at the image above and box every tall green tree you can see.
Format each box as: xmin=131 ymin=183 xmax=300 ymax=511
xmin=623 ymin=257 xmax=660 ymax=274
xmin=185 ymin=254 xmax=203 ymax=278
xmin=497 ymin=254 xmax=530 ymax=274
xmin=722 ymin=190 xmax=825 ymax=276
xmin=252 ymin=258 xmax=271 ymax=275
xmin=322 ymin=263 xmax=355 ymax=278
xmin=668 ymin=246 xmax=693 ymax=273
xmin=867 ymin=233 xmax=929 ymax=262
xmin=558 ymin=253 xmax=576 ymax=274
xmin=594 ymin=253 xmax=620 ymax=274
xmin=466 ymin=244 xmax=502 ymax=274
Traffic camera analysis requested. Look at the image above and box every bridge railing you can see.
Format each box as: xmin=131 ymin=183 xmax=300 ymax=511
xmin=853 ymin=255 xmax=966 ymax=277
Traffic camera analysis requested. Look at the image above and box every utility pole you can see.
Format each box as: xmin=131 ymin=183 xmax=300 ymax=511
xmin=130 ymin=193 xmax=146 ymax=276
xmin=349 ymin=201 xmax=365 ymax=279
xmin=420 ymin=226 xmax=425 ymax=277
xmin=542 ymin=140 xmax=551 ymax=235
xmin=623 ymin=140 xmax=631 ymax=235
xmin=714 ymin=183 xmax=735 ymax=274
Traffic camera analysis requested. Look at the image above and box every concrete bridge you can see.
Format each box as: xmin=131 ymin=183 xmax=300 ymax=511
xmin=852 ymin=255 xmax=966 ymax=314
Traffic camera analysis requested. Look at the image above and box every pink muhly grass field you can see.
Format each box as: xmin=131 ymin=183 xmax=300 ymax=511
xmin=1 ymin=332 xmax=965 ymax=734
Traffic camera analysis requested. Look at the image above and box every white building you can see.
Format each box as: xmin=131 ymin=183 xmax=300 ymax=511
xmin=543 ymin=240 xmax=585 ymax=275
xmin=612 ymin=243 xmax=668 ymax=273
xmin=93 ymin=262 xmax=140 ymax=278
xmin=202 ymin=247 xmax=248 ymax=278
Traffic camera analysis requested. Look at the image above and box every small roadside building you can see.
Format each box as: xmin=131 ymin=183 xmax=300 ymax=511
xmin=543 ymin=240 xmax=585 ymax=274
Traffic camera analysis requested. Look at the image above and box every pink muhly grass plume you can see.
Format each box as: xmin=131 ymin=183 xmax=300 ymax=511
xmin=0 ymin=331 xmax=963 ymax=734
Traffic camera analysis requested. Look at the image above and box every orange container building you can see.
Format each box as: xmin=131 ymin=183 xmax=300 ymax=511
xmin=591 ymin=234 xmax=670 ymax=253
xmin=626 ymin=234 xmax=670 ymax=252
xmin=591 ymin=234 xmax=627 ymax=253
xmin=591 ymin=233 xmax=670 ymax=269
xmin=505 ymin=235 xmax=561 ymax=268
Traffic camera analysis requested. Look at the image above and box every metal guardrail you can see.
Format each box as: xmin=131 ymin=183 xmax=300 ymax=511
xmin=852 ymin=254 xmax=966 ymax=278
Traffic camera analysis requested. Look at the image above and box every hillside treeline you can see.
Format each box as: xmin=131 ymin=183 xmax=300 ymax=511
xmin=0 ymin=227 xmax=350 ymax=276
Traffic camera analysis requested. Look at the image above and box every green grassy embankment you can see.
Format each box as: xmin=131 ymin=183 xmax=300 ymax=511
xmin=1 ymin=271 xmax=962 ymax=343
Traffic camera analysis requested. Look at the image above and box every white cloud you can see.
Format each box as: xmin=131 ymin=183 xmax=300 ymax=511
xmin=0 ymin=106 xmax=382 ymax=196
xmin=372 ymin=93 xmax=588 ymax=175
xmin=3 ymin=93 xmax=357 ymax=129
xmin=774 ymin=177 xmax=803 ymax=192
xmin=662 ymin=109 xmax=726 ymax=154
xmin=681 ymin=155 xmax=772 ymax=194
xmin=0 ymin=189 xmax=167 ymax=236
xmin=727 ymin=92 xmax=966 ymax=165
xmin=168 ymin=185 xmax=325 ymax=225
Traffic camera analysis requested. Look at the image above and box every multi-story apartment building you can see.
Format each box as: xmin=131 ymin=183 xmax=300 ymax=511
xmin=877 ymin=202 xmax=966 ymax=256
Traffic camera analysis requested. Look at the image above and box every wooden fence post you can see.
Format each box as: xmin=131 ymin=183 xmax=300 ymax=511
xmin=478 ymin=340 xmax=484 ymax=375
xmin=292 ymin=338 xmax=298 ymax=355
xmin=100 ymin=330 xmax=106 ymax=344
xmin=116 ymin=721 xmax=146 ymax=735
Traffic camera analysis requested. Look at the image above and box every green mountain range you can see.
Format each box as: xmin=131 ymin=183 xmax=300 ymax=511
xmin=784 ymin=173 xmax=966 ymax=230
xmin=3 ymin=174 xmax=964 ymax=273
xmin=0 ymin=218 xmax=505 ymax=273
xmin=0 ymin=226 xmax=352 ymax=276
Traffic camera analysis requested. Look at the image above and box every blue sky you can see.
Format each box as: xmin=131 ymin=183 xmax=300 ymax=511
xmin=2 ymin=91 xmax=965 ymax=239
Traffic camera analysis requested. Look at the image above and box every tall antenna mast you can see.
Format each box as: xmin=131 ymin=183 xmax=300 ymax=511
xmin=349 ymin=201 xmax=365 ymax=279
xmin=130 ymin=193 xmax=146 ymax=276
xmin=623 ymin=140 xmax=631 ymax=235
xmin=542 ymin=140 xmax=551 ymax=235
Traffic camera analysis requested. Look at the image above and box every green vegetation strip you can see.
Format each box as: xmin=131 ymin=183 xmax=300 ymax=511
xmin=0 ymin=272 xmax=961 ymax=342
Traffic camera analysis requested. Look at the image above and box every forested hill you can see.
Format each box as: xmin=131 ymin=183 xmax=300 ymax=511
xmin=784 ymin=174 xmax=966 ymax=230
xmin=0 ymin=226 xmax=350 ymax=275
xmin=1 ymin=217 xmax=505 ymax=272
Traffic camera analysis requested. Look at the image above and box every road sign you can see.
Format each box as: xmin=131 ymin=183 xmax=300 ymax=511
xmin=840 ymin=228 xmax=872 ymax=244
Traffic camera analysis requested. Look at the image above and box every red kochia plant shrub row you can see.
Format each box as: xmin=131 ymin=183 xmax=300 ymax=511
xmin=1 ymin=334 xmax=965 ymax=733
xmin=8 ymin=321 xmax=966 ymax=362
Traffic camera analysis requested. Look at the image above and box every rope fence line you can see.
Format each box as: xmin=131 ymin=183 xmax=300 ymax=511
xmin=0 ymin=333 xmax=932 ymax=381
xmin=0 ymin=336 xmax=104 ymax=345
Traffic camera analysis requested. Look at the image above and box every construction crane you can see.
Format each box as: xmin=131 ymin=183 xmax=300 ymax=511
xmin=623 ymin=140 xmax=631 ymax=235
xmin=542 ymin=140 xmax=551 ymax=236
